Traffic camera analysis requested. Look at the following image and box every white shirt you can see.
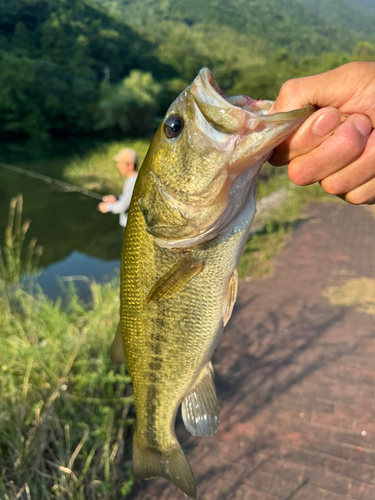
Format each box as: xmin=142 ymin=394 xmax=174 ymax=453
xmin=106 ymin=174 xmax=138 ymax=227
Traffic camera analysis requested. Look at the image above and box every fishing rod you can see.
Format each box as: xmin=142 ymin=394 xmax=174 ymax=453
xmin=0 ymin=161 xmax=103 ymax=201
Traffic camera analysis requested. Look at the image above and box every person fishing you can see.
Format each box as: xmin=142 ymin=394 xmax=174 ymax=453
xmin=98 ymin=148 xmax=138 ymax=227
xmin=269 ymin=61 xmax=375 ymax=206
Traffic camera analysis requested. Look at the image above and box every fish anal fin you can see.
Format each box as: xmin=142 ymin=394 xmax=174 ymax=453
xmin=146 ymin=254 xmax=204 ymax=303
xmin=223 ymin=267 xmax=238 ymax=327
xmin=110 ymin=322 xmax=126 ymax=364
xmin=182 ymin=361 xmax=220 ymax=437
xmin=133 ymin=439 xmax=197 ymax=499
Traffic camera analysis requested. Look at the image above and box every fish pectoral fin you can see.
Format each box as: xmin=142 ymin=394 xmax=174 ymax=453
xmin=182 ymin=361 xmax=220 ymax=437
xmin=133 ymin=439 xmax=197 ymax=499
xmin=110 ymin=322 xmax=126 ymax=364
xmin=223 ymin=267 xmax=238 ymax=327
xmin=146 ymin=254 xmax=204 ymax=303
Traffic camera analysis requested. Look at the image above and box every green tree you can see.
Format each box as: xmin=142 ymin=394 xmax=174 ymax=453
xmin=0 ymin=53 xmax=49 ymax=140
xmin=353 ymin=41 xmax=375 ymax=61
xmin=11 ymin=21 xmax=34 ymax=56
xmin=0 ymin=0 xmax=166 ymax=139
xmin=96 ymin=70 xmax=161 ymax=136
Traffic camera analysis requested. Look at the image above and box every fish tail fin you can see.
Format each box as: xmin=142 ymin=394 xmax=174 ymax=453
xmin=133 ymin=437 xmax=197 ymax=499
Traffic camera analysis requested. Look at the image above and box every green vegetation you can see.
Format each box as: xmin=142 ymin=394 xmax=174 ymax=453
xmin=0 ymin=0 xmax=167 ymax=140
xmin=0 ymin=195 xmax=42 ymax=284
xmin=0 ymin=199 xmax=134 ymax=499
xmin=297 ymin=0 xmax=375 ymax=38
xmin=96 ymin=71 xmax=161 ymax=137
xmin=98 ymin=0 xmax=366 ymax=55
xmin=1 ymin=0 xmax=375 ymax=141
xmin=238 ymin=173 xmax=333 ymax=279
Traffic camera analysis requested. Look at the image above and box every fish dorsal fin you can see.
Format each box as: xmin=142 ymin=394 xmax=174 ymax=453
xmin=110 ymin=322 xmax=126 ymax=364
xmin=181 ymin=362 xmax=220 ymax=437
xmin=146 ymin=253 xmax=204 ymax=303
xmin=223 ymin=267 xmax=238 ymax=327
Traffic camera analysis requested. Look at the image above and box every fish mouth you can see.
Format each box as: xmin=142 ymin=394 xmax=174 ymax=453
xmin=146 ymin=69 xmax=316 ymax=249
xmin=193 ymin=68 xmax=276 ymax=133
xmin=192 ymin=68 xmax=315 ymax=140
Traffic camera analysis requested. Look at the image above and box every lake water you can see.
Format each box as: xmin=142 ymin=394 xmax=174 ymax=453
xmin=0 ymin=139 xmax=123 ymax=299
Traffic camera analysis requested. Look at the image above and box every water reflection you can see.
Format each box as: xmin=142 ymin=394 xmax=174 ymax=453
xmin=0 ymin=139 xmax=122 ymax=298
xmin=38 ymin=251 xmax=120 ymax=301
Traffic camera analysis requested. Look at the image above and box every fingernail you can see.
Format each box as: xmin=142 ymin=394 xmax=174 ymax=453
xmin=354 ymin=115 xmax=372 ymax=137
xmin=313 ymin=112 xmax=340 ymax=137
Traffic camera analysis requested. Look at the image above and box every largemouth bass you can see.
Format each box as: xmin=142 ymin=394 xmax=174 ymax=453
xmin=111 ymin=68 xmax=315 ymax=498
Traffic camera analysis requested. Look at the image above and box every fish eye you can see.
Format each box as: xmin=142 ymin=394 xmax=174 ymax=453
xmin=165 ymin=114 xmax=184 ymax=139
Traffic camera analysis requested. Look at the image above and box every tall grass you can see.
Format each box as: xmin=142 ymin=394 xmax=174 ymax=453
xmin=0 ymin=195 xmax=42 ymax=284
xmin=0 ymin=198 xmax=134 ymax=499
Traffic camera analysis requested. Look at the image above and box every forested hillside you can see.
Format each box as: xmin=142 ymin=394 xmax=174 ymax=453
xmin=297 ymin=0 xmax=375 ymax=37
xmin=97 ymin=0 xmax=363 ymax=55
xmin=0 ymin=0 xmax=170 ymax=139
xmin=1 ymin=0 xmax=374 ymax=141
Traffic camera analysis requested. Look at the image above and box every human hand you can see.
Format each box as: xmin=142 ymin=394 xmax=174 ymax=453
xmin=98 ymin=202 xmax=109 ymax=213
xmin=102 ymin=195 xmax=117 ymax=203
xmin=269 ymin=62 xmax=375 ymax=205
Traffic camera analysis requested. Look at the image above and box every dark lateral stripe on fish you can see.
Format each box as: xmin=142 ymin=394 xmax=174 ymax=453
xmin=149 ymin=357 xmax=162 ymax=371
xmin=145 ymin=271 xmax=168 ymax=448
xmin=146 ymin=384 xmax=158 ymax=448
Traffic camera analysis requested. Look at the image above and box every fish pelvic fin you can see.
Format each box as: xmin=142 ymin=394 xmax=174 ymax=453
xmin=110 ymin=322 xmax=126 ymax=364
xmin=182 ymin=361 xmax=220 ymax=437
xmin=146 ymin=253 xmax=204 ymax=303
xmin=133 ymin=439 xmax=197 ymax=499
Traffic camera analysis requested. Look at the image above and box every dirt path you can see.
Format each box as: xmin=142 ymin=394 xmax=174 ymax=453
xmin=127 ymin=201 xmax=375 ymax=500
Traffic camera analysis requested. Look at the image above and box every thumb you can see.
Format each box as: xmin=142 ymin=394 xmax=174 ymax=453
xmin=269 ymin=107 xmax=342 ymax=166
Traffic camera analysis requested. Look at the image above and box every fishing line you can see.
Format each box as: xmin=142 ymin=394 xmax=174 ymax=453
xmin=0 ymin=161 xmax=103 ymax=201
